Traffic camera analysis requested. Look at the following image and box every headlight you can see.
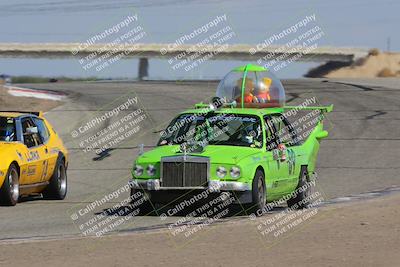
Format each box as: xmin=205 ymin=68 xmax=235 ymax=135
xmin=230 ymin=166 xmax=241 ymax=179
xmin=133 ymin=165 xmax=144 ymax=176
xmin=216 ymin=166 xmax=227 ymax=178
xmin=146 ymin=164 xmax=156 ymax=176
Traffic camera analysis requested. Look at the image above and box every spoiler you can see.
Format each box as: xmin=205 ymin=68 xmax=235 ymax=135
xmin=283 ymin=104 xmax=334 ymax=113
xmin=0 ymin=111 xmax=43 ymax=117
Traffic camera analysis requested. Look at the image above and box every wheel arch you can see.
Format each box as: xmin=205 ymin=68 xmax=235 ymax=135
xmin=251 ymin=165 xmax=267 ymax=211
xmin=0 ymin=161 xmax=20 ymax=189
xmin=255 ymin=165 xmax=265 ymax=177
xmin=255 ymin=165 xmax=267 ymax=192
xmin=300 ymin=164 xmax=310 ymax=182
xmin=253 ymin=165 xmax=266 ymax=187
xmin=10 ymin=161 xmax=20 ymax=177
xmin=58 ymin=152 xmax=66 ymax=166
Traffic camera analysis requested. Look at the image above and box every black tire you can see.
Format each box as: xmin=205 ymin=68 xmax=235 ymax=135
xmin=250 ymin=169 xmax=266 ymax=214
xmin=130 ymin=188 xmax=155 ymax=215
xmin=287 ymin=166 xmax=312 ymax=209
xmin=43 ymin=157 xmax=67 ymax=200
xmin=0 ymin=164 xmax=19 ymax=206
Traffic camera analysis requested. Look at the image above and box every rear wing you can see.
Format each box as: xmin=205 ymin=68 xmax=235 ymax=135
xmin=283 ymin=105 xmax=333 ymax=141
xmin=284 ymin=105 xmax=333 ymax=125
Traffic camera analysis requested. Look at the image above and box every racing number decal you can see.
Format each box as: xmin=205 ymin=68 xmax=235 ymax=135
xmin=287 ymin=148 xmax=296 ymax=175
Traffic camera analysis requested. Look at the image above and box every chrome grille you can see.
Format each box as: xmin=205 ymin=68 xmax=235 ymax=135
xmin=161 ymin=156 xmax=209 ymax=188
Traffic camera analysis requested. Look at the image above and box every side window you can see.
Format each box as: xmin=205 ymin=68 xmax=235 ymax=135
xmin=272 ymin=114 xmax=298 ymax=146
xmin=22 ymin=118 xmax=43 ymax=148
xmin=264 ymin=116 xmax=279 ymax=151
xmin=33 ymin=118 xmax=50 ymax=143
xmin=0 ymin=117 xmax=16 ymax=141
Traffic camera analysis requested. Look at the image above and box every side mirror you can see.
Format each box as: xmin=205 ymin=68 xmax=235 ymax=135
xmin=315 ymin=130 xmax=328 ymax=140
xmin=26 ymin=127 xmax=38 ymax=134
xmin=138 ymin=144 xmax=144 ymax=155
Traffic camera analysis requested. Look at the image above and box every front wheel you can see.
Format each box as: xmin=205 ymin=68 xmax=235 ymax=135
xmin=250 ymin=169 xmax=266 ymax=214
xmin=43 ymin=157 xmax=67 ymax=200
xmin=0 ymin=164 xmax=19 ymax=206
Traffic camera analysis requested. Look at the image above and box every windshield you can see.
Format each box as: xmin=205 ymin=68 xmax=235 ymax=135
xmin=158 ymin=113 xmax=263 ymax=148
xmin=0 ymin=117 xmax=16 ymax=142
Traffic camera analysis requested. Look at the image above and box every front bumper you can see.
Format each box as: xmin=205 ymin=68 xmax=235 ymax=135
xmin=130 ymin=179 xmax=251 ymax=191
xmin=130 ymin=179 xmax=253 ymax=204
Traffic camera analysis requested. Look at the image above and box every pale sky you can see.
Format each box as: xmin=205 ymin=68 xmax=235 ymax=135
xmin=0 ymin=0 xmax=398 ymax=79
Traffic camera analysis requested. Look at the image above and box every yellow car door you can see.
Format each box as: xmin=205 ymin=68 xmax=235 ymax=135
xmin=20 ymin=117 xmax=47 ymax=185
xmin=32 ymin=117 xmax=54 ymax=182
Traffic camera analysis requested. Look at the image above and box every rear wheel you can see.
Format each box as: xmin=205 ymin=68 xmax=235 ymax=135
xmin=287 ymin=166 xmax=312 ymax=209
xmin=0 ymin=164 xmax=19 ymax=206
xmin=250 ymin=169 xmax=266 ymax=214
xmin=43 ymin=157 xmax=67 ymax=200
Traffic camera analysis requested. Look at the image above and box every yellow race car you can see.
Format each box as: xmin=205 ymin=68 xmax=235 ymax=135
xmin=0 ymin=111 xmax=68 ymax=206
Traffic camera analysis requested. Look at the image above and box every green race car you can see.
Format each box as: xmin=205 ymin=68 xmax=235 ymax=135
xmin=130 ymin=64 xmax=332 ymax=214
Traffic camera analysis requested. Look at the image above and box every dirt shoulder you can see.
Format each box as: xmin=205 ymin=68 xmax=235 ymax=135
xmin=0 ymin=85 xmax=61 ymax=111
xmin=1 ymin=193 xmax=399 ymax=267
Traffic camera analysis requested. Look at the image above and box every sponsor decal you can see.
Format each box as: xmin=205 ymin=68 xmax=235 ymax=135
xmin=16 ymin=150 xmax=23 ymax=160
xmin=25 ymin=151 xmax=40 ymax=162
xmin=27 ymin=166 xmax=36 ymax=176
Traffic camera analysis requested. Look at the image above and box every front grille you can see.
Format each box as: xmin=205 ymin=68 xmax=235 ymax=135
xmin=162 ymin=162 xmax=184 ymax=187
xmin=161 ymin=156 xmax=209 ymax=188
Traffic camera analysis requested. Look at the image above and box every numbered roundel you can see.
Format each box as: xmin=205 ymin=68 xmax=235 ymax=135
xmin=216 ymin=64 xmax=285 ymax=108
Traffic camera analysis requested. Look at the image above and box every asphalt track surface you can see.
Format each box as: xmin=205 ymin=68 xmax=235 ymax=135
xmin=1 ymin=78 xmax=399 ymax=241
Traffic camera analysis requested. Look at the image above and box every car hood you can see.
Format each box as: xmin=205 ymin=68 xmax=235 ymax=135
xmin=137 ymin=145 xmax=261 ymax=165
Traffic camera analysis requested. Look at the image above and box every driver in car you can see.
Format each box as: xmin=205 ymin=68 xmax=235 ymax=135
xmin=239 ymin=124 xmax=262 ymax=147
xmin=0 ymin=119 xmax=15 ymax=142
